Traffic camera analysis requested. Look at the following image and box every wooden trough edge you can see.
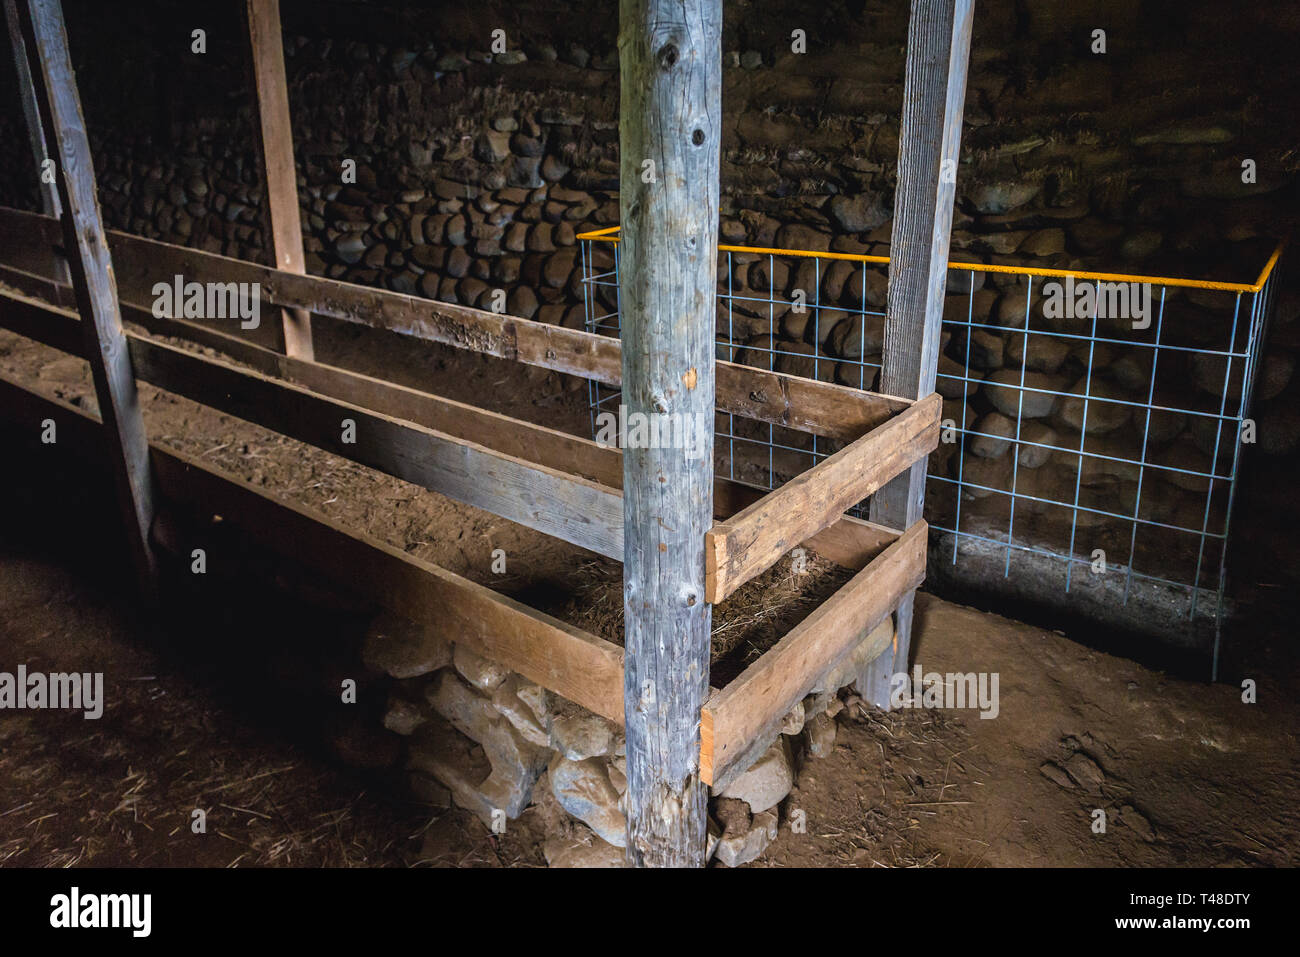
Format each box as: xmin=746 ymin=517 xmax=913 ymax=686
xmin=0 ymin=284 xmax=627 ymax=561
xmin=705 ymin=392 xmax=941 ymax=603
xmin=0 ymin=371 xmax=629 ymax=725
xmin=700 ymin=519 xmax=927 ymax=788
xmin=0 ymin=204 xmax=913 ymax=442
xmin=0 ymin=277 xmax=902 ymax=573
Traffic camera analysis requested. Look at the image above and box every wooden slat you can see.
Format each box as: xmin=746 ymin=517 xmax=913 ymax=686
xmin=3 ymin=0 xmax=66 ymax=292
xmin=0 ymin=371 xmax=627 ymax=724
xmin=243 ymin=0 xmax=312 ymax=359
xmin=860 ymin=0 xmax=973 ymax=707
xmin=14 ymin=0 xmax=158 ymax=597
xmin=128 ymin=336 xmax=627 ymax=561
xmin=0 ymin=287 xmax=624 ymax=559
xmin=700 ymin=520 xmax=927 ymax=788
xmin=0 ymin=205 xmax=912 ymax=441
xmin=705 ymin=392 xmax=940 ymax=603
xmin=0 ymin=282 xmax=902 ymax=572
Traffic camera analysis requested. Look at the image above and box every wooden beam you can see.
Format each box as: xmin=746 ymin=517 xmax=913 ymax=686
xmin=0 ymin=372 xmax=626 ymax=724
xmin=2 ymin=0 xmax=66 ymax=293
xmin=619 ymin=0 xmax=721 ymax=867
xmin=0 ymin=282 xmax=903 ymax=573
xmin=705 ymin=393 xmax=940 ymax=603
xmin=14 ymin=0 xmax=158 ymax=598
xmin=243 ymin=0 xmax=312 ymax=359
xmin=859 ymin=0 xmax=973 ymax=707
xmin=701 ymin=521 xmax=926 ymax=789
xmin=0 ymin=206 xmax=911 ymax=441
xmin=0 ymin=288 xmax=622 ymax=558
xmin=127 ymin=336 xmax=627 ymax=561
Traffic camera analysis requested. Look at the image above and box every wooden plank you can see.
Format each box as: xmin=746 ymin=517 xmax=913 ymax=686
xmin=701 ymin=520 xmax=927 ymax=788
xmin=2 ymin=0 xmax=67 ymax=293
xmin=1 ymin=283 xmax=904 ymax=573
xmin=705 ymin=392 xmax=941 ymax=603
xmin=128 ymin=335 xmax=626 ymax=561
xmin=0 ymin=371 xmax=626 ymax=724
xmin=243 ymin=0 xmax=312 ymax=359
xmin=14 ymin=0 xmax=158 ymax=598
xmin=619 ymin=0 xmax=721 ymax=867
xmin=0 ymin=289 xmax=623 ymax=557
xmin=0 ymin=206 xmax=911 ymax=441
xmin=860 ymin=0 xmax=973 ymax=707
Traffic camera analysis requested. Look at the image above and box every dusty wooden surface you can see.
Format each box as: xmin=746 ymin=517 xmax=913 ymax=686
xmin=860 ymin=0 xmax=973 ymax=706
xmin=618 ymin=0 xmax=721 ymax=866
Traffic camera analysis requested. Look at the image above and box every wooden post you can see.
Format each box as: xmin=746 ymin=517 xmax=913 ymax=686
xmin=14 ymin=0 xmax=158 ymax=597
xmin=4 ymin=0 xmax=68 ymax=289
xmin=618 ymin=0 xmax=721 ymax=867
xmin=860 ymin=0 xmax=973 ymax=707
xmin=244 ymin=0 xmax=312 ymax=359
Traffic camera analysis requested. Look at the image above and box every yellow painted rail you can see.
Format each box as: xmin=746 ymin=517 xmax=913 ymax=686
xmin=578 ymin=226 xmax=1286 ymax=294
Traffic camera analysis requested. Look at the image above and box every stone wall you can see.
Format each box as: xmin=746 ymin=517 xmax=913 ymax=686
xmin=362 ymin=609 xmax=891 ymax=866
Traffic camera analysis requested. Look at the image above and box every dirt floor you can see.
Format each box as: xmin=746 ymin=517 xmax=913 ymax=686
xmin=1 ymin=314 xmax=1297 ymax=867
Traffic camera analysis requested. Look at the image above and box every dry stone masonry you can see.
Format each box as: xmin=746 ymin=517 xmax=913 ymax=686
xmin=363 ymin=609 xmax=892 ymax=866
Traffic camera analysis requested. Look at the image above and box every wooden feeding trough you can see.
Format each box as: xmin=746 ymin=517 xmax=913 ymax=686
xmin=2 ymin=0 xmax=972 ymax=865
xmin=0 ymin=203 xmax=937 ymax=790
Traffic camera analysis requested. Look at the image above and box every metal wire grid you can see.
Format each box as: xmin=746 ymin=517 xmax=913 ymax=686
xmin=579 ymin=236 xmax=1280 ymax=660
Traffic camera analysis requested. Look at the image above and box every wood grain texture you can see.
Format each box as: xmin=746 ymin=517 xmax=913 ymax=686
xmin=618 ymin=0 xmax=721 ymax=867
xmin=0 ymin=284 xmax=902 ymax=573
xmin=3 ymin=0 xmax=55 ymax=213
xmin=701 ymin=520 xmax=927 ymax=788
xmin=0 ymin=371 xmax=626 ymax=723
xmin=0 ymin=206 xmax=910 ymax=441
xmin=243 ymin=0 xmax=312 ymax=358
xmin=128 ymin=335 xmax=627 ymax=561
xmin=860 ymin=0 xmax=973 ymax=707
xmin=14 ymin=0 xmax=158 ymax=597
xmin=705 ymin=392 xmax=940 ymax=603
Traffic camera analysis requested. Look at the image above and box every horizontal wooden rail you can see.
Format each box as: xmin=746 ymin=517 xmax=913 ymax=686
xmin=705 ymin=392 xmax=941 ymax=603
xmin=700 ymin=519 xmax=927 ymax=788
xmin=0 ymin=287 xmax=625 ymax=560
xmin=0 ymin=371 xmax=628 ymax=724
xmin=0 ymin=276 xmax=902 ymax=573
xmin=0 ymin=204 xmax=911 ymax=442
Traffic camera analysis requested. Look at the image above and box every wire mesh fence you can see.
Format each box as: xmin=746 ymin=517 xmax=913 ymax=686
xmin=579 ymin=227 xmax=1283 ymax=671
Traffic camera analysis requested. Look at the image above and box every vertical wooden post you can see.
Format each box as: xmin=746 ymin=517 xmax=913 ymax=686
xmin=244 ymin=0 xmax=312 ymax=359
xmin=618 ymin=0 xmax=721 ymax=867
xmin=860 ymin=0 xmax=973 ymax=707
xmin=4 ymin=0 xmax=68 ymax=289
xmin=15 ymin=0 xmax=158 ymax=597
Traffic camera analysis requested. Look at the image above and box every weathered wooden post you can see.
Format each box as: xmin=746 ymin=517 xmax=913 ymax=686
xmin=3 ymin=0 xmax=68 ymax=289
xmin=15 ymin=0 xmax=158 ymax=598
xmin=244 ymin=0 xmax=313 ymax=360
xmin=618 ymin=0 xmax=721 ymax=866
xmin=860 ymin=0 xmax=973 ymax=706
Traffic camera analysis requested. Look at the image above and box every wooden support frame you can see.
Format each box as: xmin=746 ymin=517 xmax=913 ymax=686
xmin=700 ymin=520 xmax=927 ymax=789
xmin=0 ymin=207 xmax=912 ymax=442
xmin=0 ymin=373 xmax=627 ymax=724
xmin=706 ymin=392 xmax=940 ymax=603
xmin=860 ymin=0 xmax=973 ymax=707
xmin=2 ymin=0 xmax=66 ymax=291
xmin=0 ymin=30 xmax=943 ymax=837
xmin=0 ymin=280 xmax=931 ymax=813
xmin=0 ymin=273 xmax=904 ymax=574
xmin=243 ymin=0 xmax=313 ymax=359
xmin=13 ymin=0 xmax=158 ymax=598
xmin=0 ymin=286 xmax=625 ymax=562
